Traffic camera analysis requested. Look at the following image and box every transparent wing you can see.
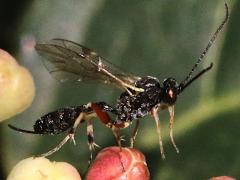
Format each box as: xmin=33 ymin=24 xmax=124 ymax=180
xmin=35 ymin=39 xmax=141 ymax=90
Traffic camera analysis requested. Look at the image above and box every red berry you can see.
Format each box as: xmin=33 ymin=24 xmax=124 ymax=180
xmin=210 ymin=176 xmax=236 ymax=180
xmin=87 ymin=146 xmax=150 ymax=180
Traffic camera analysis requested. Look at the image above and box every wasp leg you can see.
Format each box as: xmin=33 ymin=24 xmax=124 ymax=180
xmin=40 ymin=112 xmax=86 ymax=157
xmin=40 ymin=133 xmax=73 ymax=157
xmin=91 ymin=102 xmax=127 ymax=148
xmin=130 ymin=119 xmax=140 ymax=148
xmin=151 ymin=107 xmax=165 ymax=159
xmin=91 ymin=102 xmax=113 ymax=127
xmin=168 ymin=106 xmax=179 ymax=153
xmin=111 ymin=126 xmax=123 ymax=148
xmin=87 ymin=119 xmax=100 ymax=163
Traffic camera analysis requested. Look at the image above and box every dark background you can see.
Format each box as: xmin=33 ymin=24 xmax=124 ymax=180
xmin=1 ymin=0 xmax=240 ymax=179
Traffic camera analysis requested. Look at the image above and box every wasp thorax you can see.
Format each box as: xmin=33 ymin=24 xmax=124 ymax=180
xmin=161 ymin=78 xmax=179 ymax=105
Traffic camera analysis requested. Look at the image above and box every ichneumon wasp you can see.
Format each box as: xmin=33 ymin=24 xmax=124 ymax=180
xmin=9 ymin=3 xmax=229 ymax=159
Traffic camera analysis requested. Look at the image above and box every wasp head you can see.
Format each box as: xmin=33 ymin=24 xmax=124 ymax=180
xmin=161 ymin=78 xmax=179 ymax=105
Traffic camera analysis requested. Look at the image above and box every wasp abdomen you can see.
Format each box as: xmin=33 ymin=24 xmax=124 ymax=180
xmin=34 ymin=106 xmax=88 ymax=134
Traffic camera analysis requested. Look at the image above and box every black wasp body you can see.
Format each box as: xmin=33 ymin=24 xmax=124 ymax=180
xmin=116 ymin=76 xmax=175 ymax=122
xmin=33 ymin=106 xmax=90 ymax=134
xmin=21 ymin=77 xmax=166 ymax=134
xmin=9 ymin=4 xmax=229 ymax=159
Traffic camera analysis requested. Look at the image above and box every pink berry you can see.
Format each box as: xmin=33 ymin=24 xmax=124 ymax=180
xmin=210 ymin=176 xmax=236 ymax=180
xmin=87 ymin=146 xmax=150 ymax=180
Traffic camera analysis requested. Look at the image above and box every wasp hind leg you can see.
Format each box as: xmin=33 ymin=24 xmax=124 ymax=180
xmin=40 ymin=133 xmax=74 ymax=157
xmin=40 ymin=112 xmax=86 ymax=157
xmin=91 ymin=102 xmax=127 ymax=148
xmin=86 ymin=119 xmax=100 ymax=164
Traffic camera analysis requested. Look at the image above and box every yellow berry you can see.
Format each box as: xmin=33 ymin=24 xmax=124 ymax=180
xmin=7 ymin=157 xmax=81 ymax=180
xmin=0 ymin=49 xmax=35 ymax=121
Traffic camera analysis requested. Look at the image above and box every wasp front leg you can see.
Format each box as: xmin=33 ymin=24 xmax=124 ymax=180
xmin=168 ymin=106 xmax=179 ymax=153
xmin=151 ymin=107 xmax=165 ymax=159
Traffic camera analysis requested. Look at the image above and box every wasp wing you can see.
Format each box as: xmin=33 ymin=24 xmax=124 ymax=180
xmin=35 ymin=39 xmax=141 ymax=90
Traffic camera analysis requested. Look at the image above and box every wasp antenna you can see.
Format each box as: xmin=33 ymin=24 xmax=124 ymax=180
xmin=180 ymin=3 xmax=229 ymax=87
xmin=178 ymin=63 xmax=213 ymax=93
xmin=8 ymin=124 xmax=38 ymax=134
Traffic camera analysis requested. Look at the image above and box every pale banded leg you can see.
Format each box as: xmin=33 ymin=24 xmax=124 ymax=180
xmin=40 ymin=112 xmax=86 ymax=157
xmin=87 ymin=119 xmax=99 ymax=163
xmin=130 ymin=119 xmax=140 ymax=148
xmin=112 ymin=126 xmax=122 ymax=148
xmin=151 ymin=107 xmax=165 ymax=159
xmin=168 ymin=106 xmax=179 ymax=153
xmin=40 ymin=134 xmax=73 ymax=157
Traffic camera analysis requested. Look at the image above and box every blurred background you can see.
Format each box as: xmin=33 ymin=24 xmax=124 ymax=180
xmin=0 ymin=0 xmax=239 ymax=179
